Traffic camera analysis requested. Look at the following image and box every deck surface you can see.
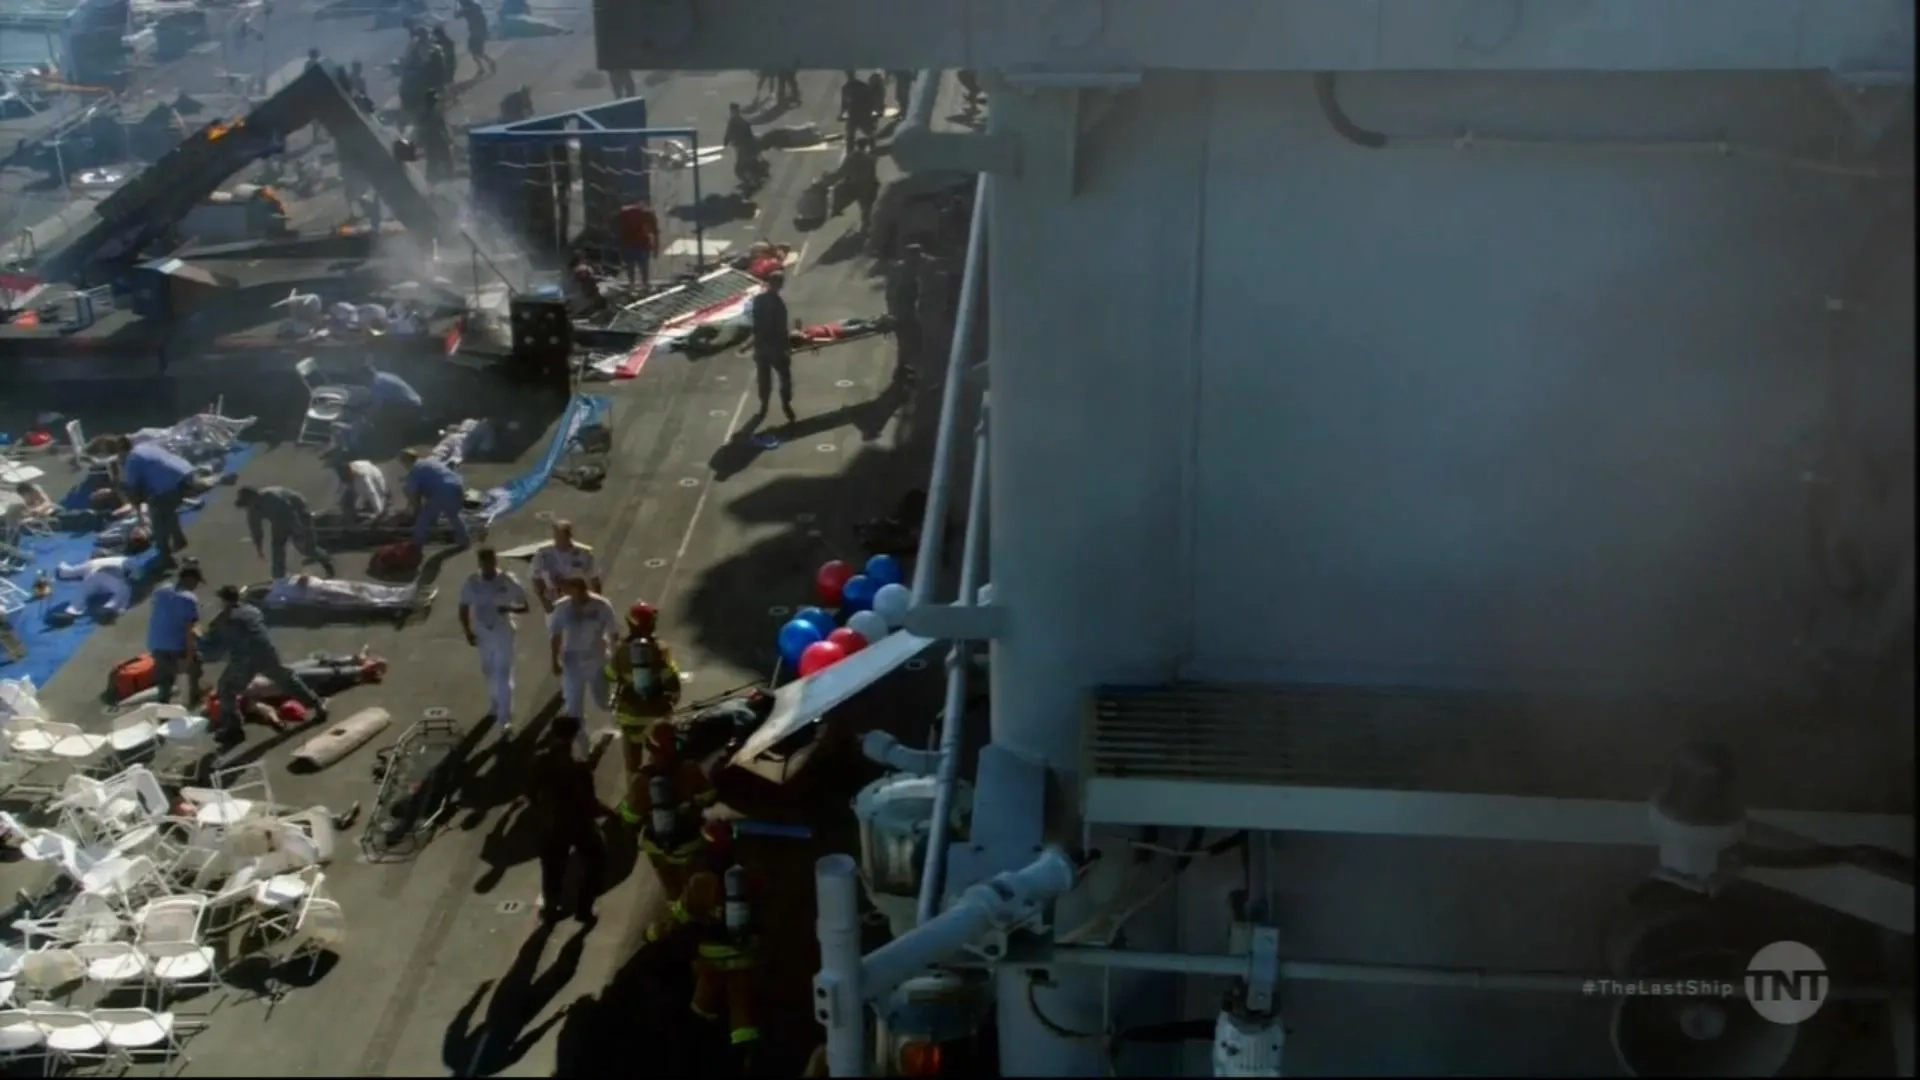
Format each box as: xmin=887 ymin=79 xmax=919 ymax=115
xmin=1 ymin=17 xmax=968 ymax=1075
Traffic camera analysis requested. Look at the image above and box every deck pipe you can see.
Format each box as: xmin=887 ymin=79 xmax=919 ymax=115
xmin=861 ymin=731 xmax=941 ymax=776
xmin=814 ymin=847 xmax=1080 ymax=1078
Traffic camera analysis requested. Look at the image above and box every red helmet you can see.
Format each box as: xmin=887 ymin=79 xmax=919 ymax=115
xmin=701 ymin=819 xmax=734 ymax=854
xmin=627 ymin=600 xmax=658 ymax=634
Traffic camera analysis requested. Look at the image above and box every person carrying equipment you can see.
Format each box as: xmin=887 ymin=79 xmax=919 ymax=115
xmin=236 ymin=485 xmax=336 ymax=579
xmin=606 ymin=601 xmax=686 ymax=819
xmin=636 ymin=769 xmax=711 ymax=897
xmin=644 ymin=820 xmax=765 ymax=944
xmin=687 ymin=864 xmax=764 ymax=1064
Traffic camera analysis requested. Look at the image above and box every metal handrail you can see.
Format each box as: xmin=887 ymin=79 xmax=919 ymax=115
xmin=907 ymin=171 xmax=990 ymax=604
xmin=914 ymin=399 xmax=989 ymax=925
xmin=907 ymin=167 xmax=993 ymax=928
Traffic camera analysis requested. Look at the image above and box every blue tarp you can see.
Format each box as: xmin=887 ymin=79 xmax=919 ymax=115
xmin=2 ymin=445 xmax=256 ymax=691
xmin=476 ymin=393 xmax=611 ymax=523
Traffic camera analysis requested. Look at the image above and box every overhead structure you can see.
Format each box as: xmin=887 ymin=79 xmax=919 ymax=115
xmin=42 ymin=62 xmax=453 ymax=283
xmin=467 ymin=96 xmax=708 ymax=262
xmin=594 ymin=0 xmax=1916 ymax=74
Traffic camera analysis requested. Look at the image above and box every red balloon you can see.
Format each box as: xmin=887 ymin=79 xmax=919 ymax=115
xmin=827 ymin=627 xmax=868 ymax=655
xmin=814 ymin=560 xmax=856 ymax=606
xmin=798 ymin=640 xmax=848 ymax=677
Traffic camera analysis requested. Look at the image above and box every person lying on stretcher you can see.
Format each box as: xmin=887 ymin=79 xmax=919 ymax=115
xmin=242 ymin=575 xmax=437 ymax=615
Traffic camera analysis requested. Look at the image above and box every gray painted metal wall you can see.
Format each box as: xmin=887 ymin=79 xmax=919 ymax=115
xmin=984 ymin=71 xmax=1912 ymax=1074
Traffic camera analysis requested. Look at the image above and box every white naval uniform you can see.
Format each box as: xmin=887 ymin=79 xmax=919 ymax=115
xmin=547 ymin=594 xmax=618 ymax=718
xmin=461 ymin=570 xmax=530 ymax=722
xmin=342 ymin=460 xmax=390 ymax=518
xmin=531 ymin=543 xmax=599 ymax=598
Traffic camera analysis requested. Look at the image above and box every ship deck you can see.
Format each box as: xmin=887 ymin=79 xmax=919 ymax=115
xmin=0 ymin=24 xmax=973 ymax=1075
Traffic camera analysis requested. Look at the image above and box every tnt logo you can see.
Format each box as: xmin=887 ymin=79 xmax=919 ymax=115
xmin=1745 ymin=940 xmax=1830 ymax=1025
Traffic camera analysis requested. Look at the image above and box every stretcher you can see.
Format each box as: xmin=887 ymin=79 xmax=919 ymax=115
xmin=311 ymin=505 xmax=485 ymax=548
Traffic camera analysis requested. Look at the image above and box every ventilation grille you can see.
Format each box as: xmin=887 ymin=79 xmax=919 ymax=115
xmin=1082 ymin=683 xmax=1863 ymax=805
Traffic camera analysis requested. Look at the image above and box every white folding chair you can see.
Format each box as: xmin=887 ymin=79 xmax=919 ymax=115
xmin=0 ymin=1008 xmax=46 ymax=1070
xmin=52 ymin=764 xmax=172 ymax=849
xmin=64 ymin=420 xmax=117 ymax=482
xmin=106 ymin=705 xmax=181 ymax=758
xmin=133 ymin=895 xmax=208 ymax=948
xmin=150 ymin=711 xmax=215 ymax=787
xmin=0 ymin=678 xmax=43 ymax=720
xmin=93 ymin=1007 xmax=186 ymax=1071
xmin=11 ymin=894 xmax=125 ymax=950
xmin=283 ymin=896 xmax=346 ymax=980
xmin=24 ymin=1003 xmax=109 ymax=1072
xmin=13 ymin=949 xmax=84 ymax=1003
xmin=137 ymin=939 xmax=219 ymax=1010
xmin=73 ymin=853 xmax=169 ymax=913
xmin=71 ymin=941 xmax=149 ymax=995
xmin=180 ymin=762 xmax=275 ymax=830
xmin=252 ymin=865 xmax=324 ymax=941
xmin=8 ymin=717 xmax=109 ymax=766
xmin=294 ymin=357 xmax=351 ymax=447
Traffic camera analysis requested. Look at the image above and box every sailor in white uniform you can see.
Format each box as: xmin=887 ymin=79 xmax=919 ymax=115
xmin=529 ymin=519 xmax=600 ymax=613
xmin=545 ymin=575 xmax=618 ymax=720
xmin=458 ymin=546 xmax=530 ymax=728
xmin=57 ymin=556 xmax=133 ymax=614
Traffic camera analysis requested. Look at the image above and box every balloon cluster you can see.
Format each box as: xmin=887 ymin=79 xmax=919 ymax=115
xmin=776 ymin=553 xmax=913 ymax=677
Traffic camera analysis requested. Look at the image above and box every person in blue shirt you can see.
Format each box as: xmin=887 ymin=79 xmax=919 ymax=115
xmin=114 ymin=437 xmax=199 ymax=564
xmin=359 ymin=359 xmax=428 ymax=437
xmin=146 ymin=560 xmax=205 ymax=707
xmin=399 ymin=447 xmax=471 ymax=549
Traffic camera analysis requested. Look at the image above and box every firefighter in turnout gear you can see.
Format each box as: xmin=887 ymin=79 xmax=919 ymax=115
xmin=607 ymin=601 xmax=686 ymax=819
xmin=623 ymin=719 xmax=714 ymax=826
xmin=679 ymin=864 xmax=763 ymax=1061
xmin=644 ymin=819 xmax=764 ymax=943
xmin=638 ymin=773 xmax=708 ymax=898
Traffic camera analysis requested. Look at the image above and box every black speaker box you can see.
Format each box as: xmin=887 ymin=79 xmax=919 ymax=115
xmin=509 ymin=296 xmax=574 ymax=386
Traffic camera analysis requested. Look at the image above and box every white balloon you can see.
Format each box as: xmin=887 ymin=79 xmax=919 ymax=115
xmin=847 ymin=609 xmax=890 ymax=643
xmin=872 ymin=582 xmax=913 ymax=628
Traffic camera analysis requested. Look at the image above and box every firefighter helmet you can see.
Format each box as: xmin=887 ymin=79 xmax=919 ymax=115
xmin=627 ymin=600 xmax=658 ymax=635
xmin=701 ymin=819 xmax=734 ymax=856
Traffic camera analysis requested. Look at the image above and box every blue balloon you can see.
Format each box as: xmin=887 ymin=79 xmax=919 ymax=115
xmin=777 ymin=618 xmax=825 ymax=667
xmin=864 ymin=553 xmax=903 ymax=588
xmin=839 ymin=574 xmax=878 ymax=613
xmin=795 ymin=606 xmax=838 ymax=637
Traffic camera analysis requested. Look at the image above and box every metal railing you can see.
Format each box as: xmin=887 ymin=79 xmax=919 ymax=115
xmin=813 ymin=158 xmax=996 ymax=1077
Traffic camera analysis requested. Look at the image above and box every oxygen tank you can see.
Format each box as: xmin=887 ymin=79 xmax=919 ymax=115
xmin=723 ymin=864 xmax=751 ymax=933
xmin=648 ymin=773 xmax=678 ymax=838
xmin=628 ymin=638 xmax=657 ymax=698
